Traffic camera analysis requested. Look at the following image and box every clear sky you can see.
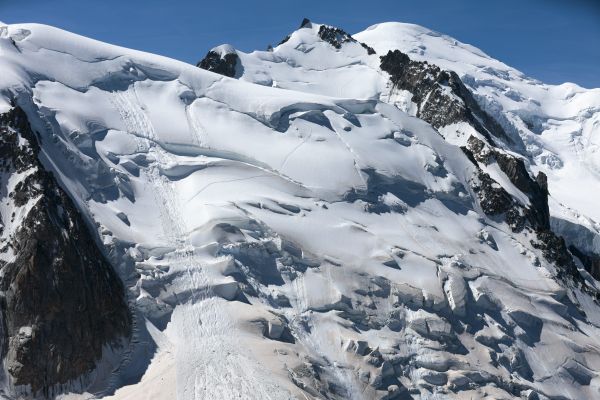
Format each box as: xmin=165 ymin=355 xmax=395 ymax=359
xmin=1 ymin=0 xmax=598 ymax=88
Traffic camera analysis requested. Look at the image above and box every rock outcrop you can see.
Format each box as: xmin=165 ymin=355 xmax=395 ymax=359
xmin=380 ymin=49 xmax=512 ymax=145
xmin=465 ymin=136 xmax=550 ymax=231
xmin=0 ymin=106 xmax=131 ymax=396
xmin=197 ymin=46 xmax=241 ymax=78
xmin=317 ymin=23 xmax=376 ymax=55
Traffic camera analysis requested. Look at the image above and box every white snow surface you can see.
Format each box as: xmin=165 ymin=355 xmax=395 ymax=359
xmin=0 ymin=20 xmax=599 ymax=400
xmin=356 ymin=23 xmax=600 ymax=224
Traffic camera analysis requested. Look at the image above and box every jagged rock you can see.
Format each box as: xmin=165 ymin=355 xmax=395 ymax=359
xmin=300 ymin=18 xmax=312 ymax=29
xmin=318 ymin=24 xmax=375 ymax=55
xmin=0 ymin=107 xmax=131 ymax=394
xmin=471 ymin=170 xmax=514 ymax=215
xmin=532 ymin=230 xmax=580 ymax=280
xmin=462 ymin=145 xmax=532 ymax=233
xmin=467 ymin=136 xmax=550 ymax=231
xmin=197 ymin=46 xmax=241 ymax=78
xmin=277 ymin=34 xmax=291 ymax=46
xmin=380 ymin=50 xmax=512 ymax=144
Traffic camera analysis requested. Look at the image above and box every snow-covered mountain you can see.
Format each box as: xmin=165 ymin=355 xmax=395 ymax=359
xmin=0 ymin=18 xmax=600 ymax=400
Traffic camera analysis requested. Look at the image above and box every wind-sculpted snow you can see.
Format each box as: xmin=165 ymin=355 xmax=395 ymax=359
xmin=355 ymin=22 xmax=600 ymax=223
xmin=1 ymin=20 xmax=600 ymax=400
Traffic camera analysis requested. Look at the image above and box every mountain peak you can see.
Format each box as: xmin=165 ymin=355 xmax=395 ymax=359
xmin=197 ymin=43 xmax=240 ymax=78
xmin=300 ymin=17 xmax=312 ymax=28
xmin=1 ymin=19 xmax=600 ymax=400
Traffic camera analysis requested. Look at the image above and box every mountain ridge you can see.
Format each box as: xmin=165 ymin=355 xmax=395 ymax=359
xmin=0 ymin=18 xmax=599 ymax=400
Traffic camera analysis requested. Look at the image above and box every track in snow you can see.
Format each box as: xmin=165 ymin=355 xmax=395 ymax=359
xmin=110 ymin=88 xmax=294 ymax=400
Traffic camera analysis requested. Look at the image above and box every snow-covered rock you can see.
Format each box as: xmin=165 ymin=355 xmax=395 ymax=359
xmin=0 ymin=18 xmax=599 ymax=400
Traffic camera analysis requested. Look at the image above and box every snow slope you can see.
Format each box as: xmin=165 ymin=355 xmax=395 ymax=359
xmin=355 ymin=23 xmax=600 ymax=233
xmin=1 ymin=20 xmax=600 ymax=400
xmin=218 ymin=20 xmax=600 ymax=239
xmin=224 ymin=19 xmax=600 ymax=272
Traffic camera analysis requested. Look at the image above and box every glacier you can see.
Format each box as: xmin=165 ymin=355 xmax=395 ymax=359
xmin=0 ymin=18 xmax=599 ymax=400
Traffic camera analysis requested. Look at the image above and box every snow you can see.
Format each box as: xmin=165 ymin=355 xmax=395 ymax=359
xmin=355 ymin=22 xmax=600 ymax=225
xmin=210 ymin=44 xmax=236 ymax=57
xmin=1 ymin=19 xmax=600 ymax=400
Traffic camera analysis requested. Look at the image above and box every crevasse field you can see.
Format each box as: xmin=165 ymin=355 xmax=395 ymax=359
xmin=1 ymin=19 xmax=600 ymax=400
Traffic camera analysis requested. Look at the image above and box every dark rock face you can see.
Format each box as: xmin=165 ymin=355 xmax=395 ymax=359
xmin=467 ymin=136 xmax=550 ymax=231
xmin=277 ymin=35 xmax=291 ymax=46
xmin=380 ymin=50 xmax=511 ymax=145
xmin=379 ymin=49 xmax=551 ymax=233
xmin=0 ymin=107 xmax=131 ymax=395
xmin=462 ymin=145 xmax=527 ymax=232
xmin=531 ymin=232 xmax=579 ymax=279
xmin=461 ymin=137 xmax=584 ymax=288
xmin=317 ymin=25 xmax=375 ymax=55
xmin=496 ymin=153 xmax=549 ymax=230
xmin=378 ymin=50 xmax=591 ymax=300
xmin=300 ymin=18 xmax=312 ymax=29
xmin=197 ymin=50 xmax=240 ymax=78
xmin=471 ymin=170 xmax=514 ymax=216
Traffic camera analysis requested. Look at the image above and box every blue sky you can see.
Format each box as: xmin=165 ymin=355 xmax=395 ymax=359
xmin=1 ymin=0 xmax=599 ymax=88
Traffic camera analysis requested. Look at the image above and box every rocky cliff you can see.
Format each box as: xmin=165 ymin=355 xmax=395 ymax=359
xmin=0 ymin=106 xmax=131 ymax=396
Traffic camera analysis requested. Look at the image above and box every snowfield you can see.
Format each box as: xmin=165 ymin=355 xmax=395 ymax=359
xmin=1 ymin=19 xmax=600 ymax=400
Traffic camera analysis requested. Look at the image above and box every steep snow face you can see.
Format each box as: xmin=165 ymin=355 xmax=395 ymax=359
xmin=229 ymin=22 xmax=386 ymax=99
xmin=209 ymin=23 xmax=517 ymax=152
xmin=355 ymin=23 xmax=600 ymax=226
xmin=225 ymin=19 xmax=600 ymax=276
xmin=1 ymin=21 xmax=600 ymax=400
xmin=223 ymin=20 xmax=600 ymax=229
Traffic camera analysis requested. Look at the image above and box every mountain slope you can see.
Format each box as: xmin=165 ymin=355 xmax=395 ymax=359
xmin=202 ymin=18 xmax=600 ymax=283
xmin=0 ymin=20 xmax=599 ymax=400
xmin=0 ymin=106 xmax=131 ymax=398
